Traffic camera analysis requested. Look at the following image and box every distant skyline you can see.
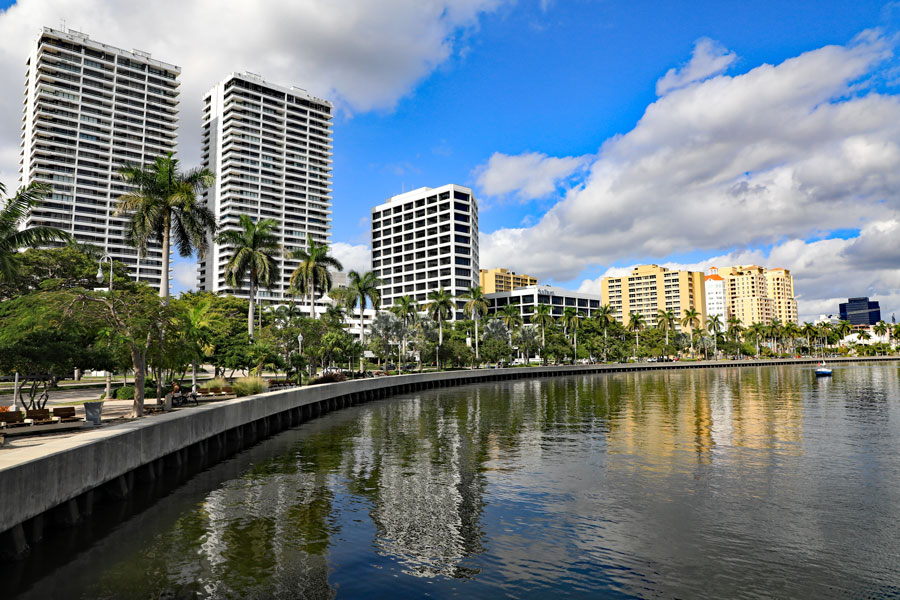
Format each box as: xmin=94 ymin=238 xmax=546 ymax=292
xmin=0 ymin=0 xmax=898 ymax=322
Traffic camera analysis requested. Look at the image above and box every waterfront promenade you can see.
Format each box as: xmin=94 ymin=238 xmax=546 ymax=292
xmin=0 ymin=356 xmax=894 ymax=560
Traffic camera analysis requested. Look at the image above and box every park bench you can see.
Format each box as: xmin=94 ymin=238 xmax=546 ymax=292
xmin=0 ymin=411 xmax=29 ymax=430
xmin=51 ymin=406 xmax=83 ymax=423
xmin=25 ymin=409 xmax=58 ymax=425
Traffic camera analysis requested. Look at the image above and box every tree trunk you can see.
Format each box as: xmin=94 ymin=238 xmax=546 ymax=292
xmin=161 ymin=211 xmax=171 ymax=301
xmin=192 ymin=359 xmax=198 ymax=395
xmin=359 ymin=305 xmax=365 ymax=372
xmin=474 ymin=314 xmax=480 ymax=363
xmin=105 ymin=370 xmax=111 ymax=400
xmin=248 ymin=279 xmax=256 ymax=339
xmin=130 ymin=346 xmax=146 ymax=418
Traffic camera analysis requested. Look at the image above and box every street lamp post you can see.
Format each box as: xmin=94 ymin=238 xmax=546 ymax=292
xmin=97 ymin=254 xmax=113 ymax=398
xmin=297 ymin=332 xmax=303 ymax=379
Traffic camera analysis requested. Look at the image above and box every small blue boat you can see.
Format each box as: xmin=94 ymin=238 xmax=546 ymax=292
xmin=815 ymin=362 xmax=832 ymax=377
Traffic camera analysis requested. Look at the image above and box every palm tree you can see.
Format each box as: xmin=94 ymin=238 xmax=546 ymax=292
xmin=801 ymin=322 xmax=817 ymax=356
xmin=116 ymin=152 xmax=215 ymax=301
xmin=727 ymin=316 xmax=744 ymax=342
xmin=561 ymin=307 xmax=582 ymax=363
xmin=783 ymin=322 xmax=801 ymax=356
xmin=390 ymin=295 xmax=418 ymax=372
xmin=218 ymin=215 xmax=281 ymax=339
xmin=681 ymin=308 xmax=701 ymax=356
xmin=516 ymin=324 xmax=540 ymax=366
xmin=498 ymin=304 xmax=522 ymax=343
xmin=460 ymin=286 xmax=489 ymax=364
xmin=706 ymin=314 xmax=723 ymax=359
xmin=628 ymin=311 xmax=645 ymax=358
xmin=532 ymin=303 xmax=554 ymax=362
xmin=179 ymin=299 xmax=220 ymax=394
xmin=656 ymin=309 xmax=676 ymax=350
xmin=835 ymin=320 xmax=852 ymax=347
xmin=347 ymin=270 xmax=381 ymax=371
xmin=818 ymin=322 xmax=833 ymax=355
xmin=287 ymin=234 xmax=343 ymax=320
xmin=873 ymin=320 xmax=888 ymax=341
xmin=0 ymin=182 xmax=71 ymax=281
xmin=595 ymin=304 xmax=614 ymax=362
xmin=426 ymin=288 xmax=454 ymax=368
xmin=747 ymin=322 xmax=766 ymax=357
xmin=767 ymin=318 xmax=783 ymax=355
xmin=323 ymin=303 xmax=347 ymax=328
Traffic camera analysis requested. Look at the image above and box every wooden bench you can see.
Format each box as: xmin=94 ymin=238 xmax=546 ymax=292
xmin=25 ymin=409 xmax=59 ymax=425
xmin=0 ymin=411 xmax=29 ymax=429
xmin=51 ymin=406 xmax=83 ymax=423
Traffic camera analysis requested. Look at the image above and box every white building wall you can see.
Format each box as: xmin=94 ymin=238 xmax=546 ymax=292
xmin=705 ymin=277 xmax=728 ymax=323
xmin=21 ymin=27 xmax=180 ymax=290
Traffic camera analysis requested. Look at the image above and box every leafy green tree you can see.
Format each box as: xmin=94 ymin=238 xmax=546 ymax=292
xmin=460 ymin=286 xmax=489 ymax=363
xmin=532 ymin=303 xmax=554 ymax=361
xmin=0 ymin=182 xmax=70 ymax=283
xmin=218 ymin=215 xmax=281 ymax=339
xmin=287 ymin=234 xmax=343 ymax=320
xmin=497 ymin=304 xmax=522 ymax=345
xmin=347 ymin=270 xmax=381 ymax=370
xmin=657 ymin=309 xmax=676 ymax=350
xmin=627 ymin=311 xmax=645 ymax=358
xmin=561 ymin=307 xmax=582 ymax=363
xmin=515 ymin=324 xmax=540 ymax=366
xmin=681 ymin=307 xmax=701 ymax=357
xmin=594 ymin=304 xmax=614 ymax=362
xmin=426 ymin=288 xmax=454 ymax=368
xmin=176 ymin=298 xmax=221 ymax=393
xmin=747 ymin=322 xmax=766 ymax=357
xmin=369 ymin=312 xmax=401 ymax=369
xmin=390 ymin=295 xmax=418 ymax=372
xmin=116 ymin=152 xmax=215 ymax=300
xmin=706 ymin=314 xmax=723 ymax=358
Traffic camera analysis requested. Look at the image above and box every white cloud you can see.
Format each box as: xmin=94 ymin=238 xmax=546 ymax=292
xmin=173 ymin=261 xmax=198 ymax=291
xmin=0 ymin=0 xmax=506 ymax=189
xmin=474 ymin=151 xmax=589 ymax=201
xmin=481 ymin=32 xmax=900 ymax=293
xmin=656 ymin=37 xmax=738 ymax=95
xmin=331 ymin=242 xmax=371 ymax=275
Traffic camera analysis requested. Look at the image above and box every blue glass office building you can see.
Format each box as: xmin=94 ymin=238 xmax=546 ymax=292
xmin=839 ymin=297 xmax=881 ymax=326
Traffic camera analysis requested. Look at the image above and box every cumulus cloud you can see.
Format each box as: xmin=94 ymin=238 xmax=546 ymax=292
xmin=481 ymin=31 xmax=900 ymax=296
xmin=0 ymin=0 xmax=506 ymax=189
xmin=173 ymin=260 xmax=198 ymax=291
xmin=474 ymin=151 xmax=589 ymax=201
xmin=331 ymin=242 xmax=371 ymax=275
xmin=656 ymin=38 xmax=738 ymax=95
xmin=577 ymin=219 xmax=900 ymax=322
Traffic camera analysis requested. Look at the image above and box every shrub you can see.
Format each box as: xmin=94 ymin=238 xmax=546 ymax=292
xmin=308 ymin=372 xmax=347 ymax=385
xmin=114 ymin=385 xmax=135 ymax=400
xmin=199 ymin=377 xmax=228 ymax=391
xmin=232 ymin=376 xmax=268 ymax=397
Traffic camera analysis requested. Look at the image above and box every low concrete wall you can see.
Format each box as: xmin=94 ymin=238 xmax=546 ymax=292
xmin=0 ymin=356 xmax=894 ymax=556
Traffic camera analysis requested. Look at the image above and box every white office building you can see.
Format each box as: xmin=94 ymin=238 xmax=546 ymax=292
xmin=371 ymin=184 xmax=479 ymax=320
xmin=704 ymin=268 xmax=728 ymax=323
xmin=21 ymin=27 xmax=180 ymax=289
xmin=198 ymin=72 xmax=333 ymax=307
xmin=485 ymin=284 xmax=603 ymax=322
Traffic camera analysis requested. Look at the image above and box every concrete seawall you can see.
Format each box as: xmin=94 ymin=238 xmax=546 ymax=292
xmin=0 ymin=356 xmax=895 ymax=559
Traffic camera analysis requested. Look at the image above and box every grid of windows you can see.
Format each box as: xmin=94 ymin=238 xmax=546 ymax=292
xmin=21 ymin=28 xmax=180 ymax=289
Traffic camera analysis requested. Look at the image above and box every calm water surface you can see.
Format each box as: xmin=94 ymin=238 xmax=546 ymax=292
xmin=13 ymin=363 xmax=900 ymax=599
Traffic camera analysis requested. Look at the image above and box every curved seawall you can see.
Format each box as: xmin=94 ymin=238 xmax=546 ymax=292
xmin=0 ymin=357 xmax=893 ymax=559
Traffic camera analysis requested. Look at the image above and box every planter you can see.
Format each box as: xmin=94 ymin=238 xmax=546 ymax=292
xmin=84 ymin=401 xmax=104 ymax=425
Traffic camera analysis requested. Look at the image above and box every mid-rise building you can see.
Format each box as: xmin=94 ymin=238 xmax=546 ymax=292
xmin=198 ymin=72 xmax=333 ymax=306
xmin=479 ymin=268 xmax=537 ymax=293
xmin=21 ymin=27 xmax=180 ymax=289
xmin=485 ymin=284 xmax=602 ymax=321
xmin=704 ymin=268 xmax=728 ymax=323
xmin=839 ymin=297 xmax=881 ymax=326
xmin=717 ymin=265 xmax=798 ymax=326
xmin=371 ymin=184 xmax=479 ymax=320
xmin=601 ymin=264 xmax=706 ymax=329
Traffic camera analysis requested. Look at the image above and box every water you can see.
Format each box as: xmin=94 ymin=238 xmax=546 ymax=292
xmin=11 ymin=363 xmax=900 ymax=599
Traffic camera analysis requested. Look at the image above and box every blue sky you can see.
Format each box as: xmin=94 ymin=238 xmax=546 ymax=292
xmin=1 ymin=0 xmax=899 ymax=320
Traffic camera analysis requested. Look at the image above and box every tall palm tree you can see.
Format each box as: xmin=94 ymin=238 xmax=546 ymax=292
xmin=681 ymin=307 xmax=701 ymax=357
xmin=561 ymin=307 xmax=582 ymax=363
xmin=873 ymin=320 xmax=888 ymax=341
xmin=116 ymin=152 xmax=215 ymax=301
xmin=818 ymin=322 xmax=833 ymax=355
xmin=0 ymin=182 xmax=71 ymax=281
xmin=656 ymin=309 xmax=676 ymax=349
xmin=532 ymin=303 xmax=554 ymax=361
xmin=287 ymin=234 xmax=343 ymax=320
xmin=426 ymin=288 xmax=454 ymax=368
xmin=767 ymin=318 xmax=783 ymax=355
xmin=706 ymin=314 xmax=723 ymax=359
xmin=498 ymin=304 xmax=522 ymax=344
xmin=801 ymin=322 xmax=817 ymax=356
xmin=595 ymin=304 xmax=614 ymax=362
xmin=460 ymin=286 xmax=489 ymax=363
xmin=747 ymin=322 xmax=766 ymax=357
xmin=390 ymin=294 xmax=418 ymax=372
xmin=628 ymin=311 xmax=645 ymax=358
xmin=218 ymin=215 xmax=281 ymax=339
xmin=783 ymin=322 xmax=801 ymax=356
xmin=727 ymin=316 xmax=744 ymax=342
xmin=347 ymin=270 xmax=381 ymax=371
xmin=835 ymin=320 xmax=852 ymax=345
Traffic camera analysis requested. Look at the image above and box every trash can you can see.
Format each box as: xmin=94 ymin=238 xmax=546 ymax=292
xmin=84 ymin=401 xmax=104 ymax=425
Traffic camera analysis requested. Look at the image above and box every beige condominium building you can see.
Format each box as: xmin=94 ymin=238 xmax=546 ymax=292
xmin=479 ymin=268 xmax=537 ymax=294
xmin=601 ymin=264 xmax=706 ymax=329
xmin=716 ymin=265 xmax=798 ymax=326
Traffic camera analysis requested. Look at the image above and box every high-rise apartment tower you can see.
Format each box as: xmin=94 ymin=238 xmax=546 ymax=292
xmin=21 ymin=27 xmax=180 ymax=289
xmin=198 ymin=72 xmax=333 ymax=307
xmin=371 ymin=185 xmax=479 ymax=320
xmin=601 ymin=264 xmax=707 ymax=329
